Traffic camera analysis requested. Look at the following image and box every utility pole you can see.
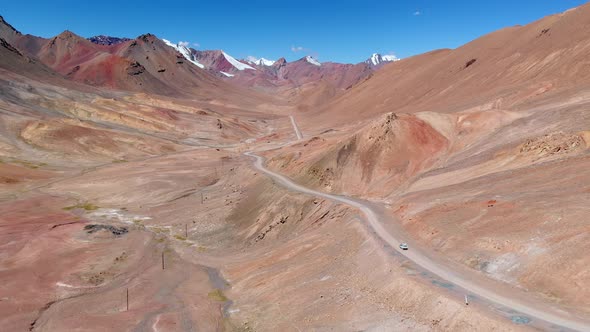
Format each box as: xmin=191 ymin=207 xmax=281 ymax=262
xmin=185 ymin=224 xmax=188 ymax=238
xmin=162 ymin=252 xmax=165 ymax=270
xmin=126 ymin=288 xmax=129 ymax=311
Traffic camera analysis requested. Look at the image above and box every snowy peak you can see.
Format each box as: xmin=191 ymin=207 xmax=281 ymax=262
xmin=257 ymin=58 xmax=275 ymax=66
xmin=366 ymin=53 xmax=400 ymax=66
xmin=162 ymin=39 xmax=205 ymax=69
xmin=381 ymin=54 xmax=399 ymax=62
xmin=245 ymin=56 xmax=275 ymax=66
xmin=305 ymin=55 xmax=321 ymax=66
xmin=222 ymin=51 xmax=255 ymax=71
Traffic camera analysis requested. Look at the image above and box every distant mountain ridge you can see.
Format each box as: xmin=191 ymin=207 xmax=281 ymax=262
xmin=0 ymin=13 xmax=402 ymax=100
xmin=245 ymin=56 xmax=275 ymax=66
xmin=365 ymin=53 xmax=400 ymax=67
xmin=155 ymin=38 xmax=399 ymax=93
xmin=87 ymin=35 xmax=131 ymax=46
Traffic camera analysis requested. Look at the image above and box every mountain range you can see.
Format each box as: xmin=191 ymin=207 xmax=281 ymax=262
xmin=1 ymin=4 xmax=590 ymax=332
xmin=1 ymin=14 xmax=398 ymax=104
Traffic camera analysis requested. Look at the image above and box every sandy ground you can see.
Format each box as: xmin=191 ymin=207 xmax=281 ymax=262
xmin=3 ymin=4 xmax=590 ymax=331
xmin=0 ymin=142 xmax=535 ymax=331
xmin=1 ymin=93 xmax=586 ymax=331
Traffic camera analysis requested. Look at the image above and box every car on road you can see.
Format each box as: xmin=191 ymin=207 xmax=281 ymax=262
xmin=399 ymin=243 xmax=409 ymax=250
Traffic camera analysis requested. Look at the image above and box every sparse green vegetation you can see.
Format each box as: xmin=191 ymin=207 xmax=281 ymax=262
xmin=63 ymin=202 xmax=99 ymax=211
xmin=234 ymin=320 xmax=256 ymax=332
xmin=151 ymin=227 xmax=170 ymax=234
xmin=114 ymin=251 xmax=128 ymax=263
xmin=174 ymin=235 xmax=187 ymax=241
xmin=196 ymin=246 xmax=207 ymax=252
xmin=12 ymin=159 xmax=47 ymax=169
xmin=208 ymin=289 xmax=228 ymax=302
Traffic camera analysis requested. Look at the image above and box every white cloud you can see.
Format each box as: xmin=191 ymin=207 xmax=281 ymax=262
xmin=291 ymin=45 xmax=304 ymax=52
xmin=413 ymin=10 xmax=421 ymax=16
xmin=192 ymin=42 xmax=200 ymax=48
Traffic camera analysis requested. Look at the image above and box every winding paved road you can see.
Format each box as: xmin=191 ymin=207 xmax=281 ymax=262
xmin=244 ymin=117 xmax=590 ymax=331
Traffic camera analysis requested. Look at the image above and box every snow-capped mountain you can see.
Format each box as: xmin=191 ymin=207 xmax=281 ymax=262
xmin=365 ymin=53 xmax=400 ymax=67
xmin=188 ymin=49 xmax=259 ymax=77
xmin=245 ymin=56 xmax=275 ymax=66
xmin=305 ymin=56 xmax=321 ymax=66
xmin=222 ymin=51 xmax=255 ymax=71
xmin=162 ymin=39 xmax=205 ymax=68
xmin=157 ymin=38 xmax=393 ymax=86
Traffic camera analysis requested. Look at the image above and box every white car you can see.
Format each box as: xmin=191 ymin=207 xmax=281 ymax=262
xmin=399 ymin=243 xmax=409 ymax=250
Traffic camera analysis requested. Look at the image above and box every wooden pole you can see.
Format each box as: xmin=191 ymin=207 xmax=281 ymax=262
xmin=162 ymin=251 xmax=165 ymax=270
xmin=185 ymin=224 xmax=188 ymax=238
xmin=126 ymin=288 xmax=129 ymax=311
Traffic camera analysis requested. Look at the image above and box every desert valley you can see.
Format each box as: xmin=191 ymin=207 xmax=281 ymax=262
xmin=1 ymin=3 xmax=590 ymax=331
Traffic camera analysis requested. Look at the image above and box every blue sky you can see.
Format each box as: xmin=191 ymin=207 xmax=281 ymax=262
xmin=1 ymin=0 xmax=587 ymax=63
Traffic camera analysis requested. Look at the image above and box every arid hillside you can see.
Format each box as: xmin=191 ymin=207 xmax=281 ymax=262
xmin=1 ymin=4 xmax=590 ymax=332
xmin=263 ymin=3 xmax=590 ymax=322
xmin=296 ymin=4 xmax=590 ymax=132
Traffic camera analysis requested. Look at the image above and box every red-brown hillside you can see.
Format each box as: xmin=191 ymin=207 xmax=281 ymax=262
xmin=303 ymin=3 xmax=590 ymax=130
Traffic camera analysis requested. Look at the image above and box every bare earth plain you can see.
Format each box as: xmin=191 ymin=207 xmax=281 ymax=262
xmin=2 ymin=4 xmax=590 ymax=332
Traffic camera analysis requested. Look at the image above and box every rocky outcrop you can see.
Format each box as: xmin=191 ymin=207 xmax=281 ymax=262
xmin=127 ymin=61 xmax=146 ymax=75
xmin=84 ymin=224 xmax=128 ymax=236
xmin=87 ymin=35 xmax=131 ymax=46
xmin=520 ymin=132 xmax=586 ymax=160
xmin=0 ymin=37 xmax=22 ymax=56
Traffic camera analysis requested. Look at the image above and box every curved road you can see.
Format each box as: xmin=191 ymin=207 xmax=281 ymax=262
xmin=244 ymin=151 xmax=590 ymax=332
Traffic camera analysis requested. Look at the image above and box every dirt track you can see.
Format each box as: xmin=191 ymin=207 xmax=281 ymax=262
xmin=245 ymin=150 xmax=590 ymax=332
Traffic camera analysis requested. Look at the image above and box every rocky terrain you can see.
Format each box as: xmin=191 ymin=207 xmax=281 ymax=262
xmin=87 ymin=35 xmax=131 ymax=46
xmin=1 ymin=3 xmax=590 ymax=332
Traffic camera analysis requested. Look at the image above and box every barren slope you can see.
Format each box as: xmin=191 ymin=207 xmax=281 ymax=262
xmin=2 ymin=4 xmax=590 ymax=332
xmin=298 ymin=4 xmax=590 ymax=132
xmin=263 ymin=3 xmax=590 ymax=322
